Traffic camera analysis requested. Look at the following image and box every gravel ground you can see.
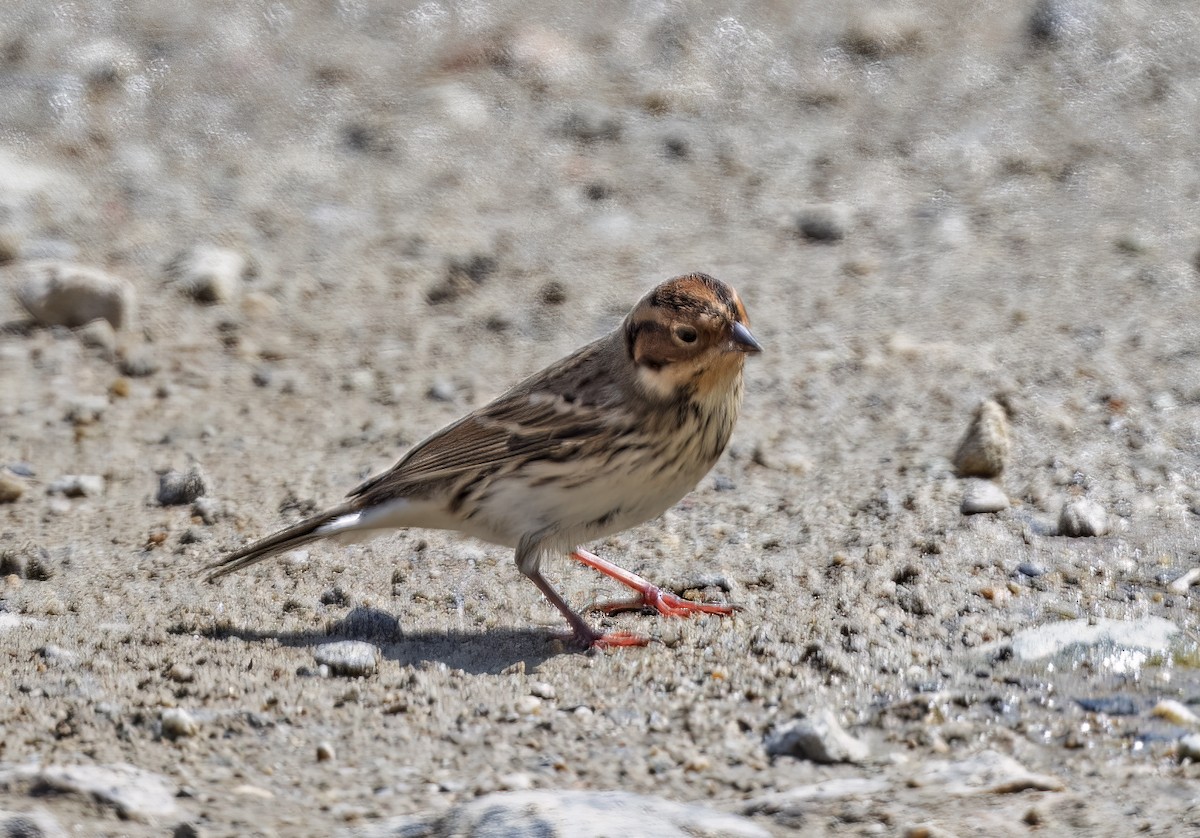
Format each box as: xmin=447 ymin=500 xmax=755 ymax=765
xmin=2 ymin=2 xmax=1200 ymax=836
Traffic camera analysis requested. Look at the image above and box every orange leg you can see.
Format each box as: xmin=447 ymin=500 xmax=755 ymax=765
xmin=570 ymin=548 xmax=737 ymax=618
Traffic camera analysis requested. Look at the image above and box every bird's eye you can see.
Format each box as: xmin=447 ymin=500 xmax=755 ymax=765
xmin=674 ymin=325 xmax=698 ymax=344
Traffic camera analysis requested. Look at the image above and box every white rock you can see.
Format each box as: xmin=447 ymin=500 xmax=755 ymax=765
xmin=1058 ymin=498 xmax=1109 ymax=537
xmin=961 ymin=480 xmax=1009 ymax=515
xmin=1178 ymin=734 xmax=1200 ymax=761
xmin=161 ymin=708 xmax=199 ymax=738
xmin=743 ymin=778 xmax=891 ymax=815
xmin=764 ymin=709 xmax=870 ymax=764
xmin=13 ymin=261 xmax=137 ymax=330
xmin=434 ymin=790 xmax=770 ymax=838
xmin=168 ymin=245 xmax=252 ymax=304
xmin=1010 ymin=616 xmax=1178 ymax=666
xmin=1152 ymin=699 xmax=1200 ymax=727
xmin=313 ymin=640 xmax=380 ymax=677
xmin=915 ymin=750 xmax=1064 ymax=794
xmin=47 ymin=474 xmax=105 ymax=498
xmin=1167 ymin=567 xmax=1200 ymax=594
xmin=0 ymin=764 xmax=179 ymax=822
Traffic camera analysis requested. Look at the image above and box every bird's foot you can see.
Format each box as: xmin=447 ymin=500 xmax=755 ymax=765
xmin=594 ymin=585 xmax=737 ymax=618
xmin=577 ymin=628 xmax=651 ymax=649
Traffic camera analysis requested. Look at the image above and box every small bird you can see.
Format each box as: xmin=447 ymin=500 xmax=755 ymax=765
xmin=205 ymin=272 xmax=762 ymax=649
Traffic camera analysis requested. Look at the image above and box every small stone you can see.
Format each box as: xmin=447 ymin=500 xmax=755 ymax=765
xmin=0 ymin=808 xmax=66 ymax=838
xmin=64 ymin=396 xmax=108 ymax=426
xmin=539 ymin=280 xmax=567 ymax=305
xmin=13 ymin=261 xmax=137 ymax=330
xmin=561 ymin=106 xmax=623 ymax=143
xmin=76 ymin=318 xmax=118 ymax=356
xmin=953 ymin=398 xmax=1011 ymax=478
xmin=1017 ymin=562 xmax=1046 ymax=578
xmin=1152 ymin=699 xmax=1200 ymax=727
xmin=530 ymin=682 xmax=556 ymax=700
xmin=37 ymin=644 xmax=76 ymax=663
xmin=499 ymin=772 xmax=533 ymax=791
xmin=1178 ymin=733 xmax=1200 ymax=762
xmin=167 ymin=245 xmax=252 ymax=304
xmin=118 ymin=345 xmax=160 ymax=377
xmin=47 ymin=474 xmax=105 ymax=498
xmin=436 ymin=790 xmax=769 ymax=838
xmin=313 ymin=640 xmax=379 ymax=677
xmin=1075 ymin=696 xmax=1139 ymax=716
xmin=161 ymin=708 xmax=199 ymax=738
xmin=794 ymin=205 xmax=849 ymax=243
xmin=167 ymin=663 xmax=194 ymax=684
xmin=18 ymin=764 xmax=179 ymax=821
xmin=0 ymin=545 xmax=54 ymax=580
xmin=1167 ymin=567 xmax=1200 ymax=594
xmin=961 ymin=480 xmax=1009 ymax=515
xmin=178 ymin=527 xmax=207 ymax=545
xmin=316 ymin=742 xmax=335 ymax=762
xmin=1058 ymin=498 xmax=1109 ymax=537
xmin=173 ymin=823 xmax=202 ymax=838
xmin=764 ymin=709 xmax=869 ymax=764
xmin=427 ymin=378 xmax=457 ymax=403
xmin=842 ymin=9 xmax=925 ymax=58
xmin=514 ymin=695 xmax=543 ymax=715
xmin=425 ymin=254 xmax=497 ymax=305
xmin=191 ymin=497 xmax=221 ymax=525
xmin=0 ymin=471 xmax=25 ymax=503
xmin=157 ymin=466 xmax=207 ymax=506
xmin=1027 ymin=0 xmax=1078 ymax=46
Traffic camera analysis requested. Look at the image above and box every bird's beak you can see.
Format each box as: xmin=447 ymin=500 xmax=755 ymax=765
xmin=728 ymin=321 xmax=763 ymax=354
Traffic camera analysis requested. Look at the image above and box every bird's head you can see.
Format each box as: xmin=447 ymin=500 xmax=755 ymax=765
xmin=624 ymin=273 xmax=761 ymax=402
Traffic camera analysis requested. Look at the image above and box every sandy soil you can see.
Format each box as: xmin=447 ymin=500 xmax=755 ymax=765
xmin=2 ymin=1 xmax=1200 ymax=835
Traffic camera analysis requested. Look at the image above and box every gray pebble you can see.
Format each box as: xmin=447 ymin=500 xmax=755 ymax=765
xmin=167 ymin=245 xmax=252 ymax=304
xmin=794 ymin=205 xmax=849 ymax=243
xmin=953 ymin=398 xmax=1011 ymax=478
xmin=1058 ymin=498 xmax=1109 ymax=537
xmin=47 ymin=474 xmax=105 ymax=498
xmin=764 ymin=709 xmax=869 ymax=764
xmin=316 ymin=741 xmax=335 ymax=762
xmin=961 ymin=480 xmax=1009 ymax=515
xmin=157 ymin=466 xmax=207 ymax=506
xmin=313 ymin=640 xmax=380 ymax=677
xmin=1017 ymin=562 xmax=1047 ymax=578
xmin=1075 ymin=696 xmax=1139 ymax=716
xmin=0 ymin=808 xmax=66 ymax=838
xmin=13 ymin=261 xmax=137 ymax=330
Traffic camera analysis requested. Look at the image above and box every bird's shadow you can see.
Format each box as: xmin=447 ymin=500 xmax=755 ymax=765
xmin=202 ymin=607 xmax=569 ymax=674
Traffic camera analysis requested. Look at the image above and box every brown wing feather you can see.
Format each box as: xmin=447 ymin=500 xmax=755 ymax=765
xmin=348 ymin=335 xmax=628 ymax=502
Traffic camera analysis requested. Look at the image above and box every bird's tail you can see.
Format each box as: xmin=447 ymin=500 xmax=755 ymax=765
xmin=203 ymin=503 xmax=356 ymax=581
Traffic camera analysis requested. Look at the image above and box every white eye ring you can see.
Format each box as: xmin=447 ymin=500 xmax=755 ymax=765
xmin=674 ymin=325 xmax=698 ymax=344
